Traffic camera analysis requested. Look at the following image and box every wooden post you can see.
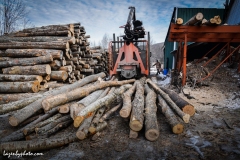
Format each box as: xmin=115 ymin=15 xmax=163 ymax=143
xmin=182 ymin=34 xmax=187 ymax=86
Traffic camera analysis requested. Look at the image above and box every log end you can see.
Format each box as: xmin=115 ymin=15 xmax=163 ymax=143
xmin=46 ymin=64 xmax=51 ymax=75
xmin=182 ymin=105 xmax=195 ymax=116
xmin=8 ymin=116 xmax=19 ymax=126
xmin=129 ymin=130 xmax=138 ymax=139
xmin=172 ymin=123 xmax=184 ymax=134
xmin=74 ymin=116 xmax=84 ymax=128
xmin=32 ymin=81 xmax=40 ymax=93
xmin=129 ymin=120 xmax=143 ymax=132
xmin=76 ymin=131 xmax=86 ymax=140
xmin=196 ymin=12 xmax=204 ymax=20
xmin=42 ymin=100 xmax=51 ymax=112
xmin=183 ymin=114 xmax=190 ymax=123
xmin=88 ymin=126 xmax=96 ymax=135
xmin=119 ymin=109 xmax=130 ymax=118
xmin=145 ymin=129 xmax=159 ymax=141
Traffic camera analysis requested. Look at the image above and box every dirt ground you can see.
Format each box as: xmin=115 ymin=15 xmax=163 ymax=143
xmin=1 ymin=62 xmax=240 ymax=160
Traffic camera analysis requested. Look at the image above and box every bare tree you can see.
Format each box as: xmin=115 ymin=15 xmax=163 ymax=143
xmin=101 ymin=33 xmax=110 ymax=50
xmin=0 ymin=0 xmax=30 ymax=34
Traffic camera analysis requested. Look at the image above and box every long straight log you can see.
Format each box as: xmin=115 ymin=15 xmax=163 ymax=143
xmin=46 ymin=119 xmax=73 ymax=137
xmin=0 ymin=54 xmax=53 ymax=68
xmin=160 ymin=87 xmax=195 ymax=116
xmin=0 ymin=81 xmax=40 ymax=93
xmin=0 ymin=93 xmax=41 ymax=104
xmin=8 ymin=72 xmax=106 ymax=126
xmin=14 ymin=30 xmax=72 ymax=37
xmin=146 ymin=79 xmax=190 ymax=123
xmin=2 ymin=64 xmax=51 ymax=76
xmin=184 ymin=12 xmax=203 ymax=25
xmin=22 ymin=24 xmax=74 ymax=33
xmin=99 ymin=102 xmax=122 ymax=123
xmin=74 ymin=84 xmax=132 ymax=127
xmin=144 ymin=84 xmax=159 ymax=141
xmin=157 ymin=95 xmax=184 ymax=134
xmin=50 ymin=71 xmax=68 ymax=81
xmin=2 ymin=49 xmax=63 ymax=59
xmin=0 ymin=74 xmax=43 ymax=82
xmin=42 ymin=79 xmax=135 ymax=112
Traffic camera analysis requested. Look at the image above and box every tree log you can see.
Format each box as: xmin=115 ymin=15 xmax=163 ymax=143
xmin=47 ymin=119 xmax=73 ymax=137
xmin=0 ymin=41 xmax=69 ymax=49
xmin=89 ymin=121 xmax=107 ymax=135
xmin=120 ymin=81 xmax=137 ymax=118
xmin=22 ymin=24 xmax=74 ymax=33
xmin=74 ymin=84 xmax=132 ymax=127
xmin=50 ymin=60 xmax=62 ymax=70
xmin=8 ymin=72 xmax=106 ymax=126
xmin=157 ymin=95 xmax=184 ymax=134
xmin=176 ymin=18 xmax=183 ymax=25
xmin=50 ymin=71 xmax=68 ymax=81
xmin=129 ymin=129 xmax=138 ymax=139
xmin=58 ymin=101 xmax=76 ymax=114
xmin=0 ymin=133 xmax=78 ymax=154
xmin=59 ymin=65 xmax=72 ymax=72
xmin=47 ymin=82 xmax=66 ymax=89
xmin=0 ymin=74 xmax=43 ymax=82
xmin=99 ymin=102 xmax=122 ymax=123
xmin=146 ymin=79 xmax=190 ymax=123
xmin=0 ymin=93 xmax=41 ymax=104
xmin=0 ymin=55 xmax=53 ymax=68
xmin=2 ymin=49 xmax=63 ymax=59
xmin=0 ymin=95 xmax=42 ymax=114
xmin=184 ymin=12 xmax=203 ymax=25
xmin=42 ymin=79 xmax=135 ymax=112
xmin=159 ymin=87 xmax=195 ymax=116
xmin=0 ymin=81 xmax=40 ymax=93
xmin=14 ymin=30 xmax=72 ymax=37
xmin=2 ymin=64 xmax=51 ymax=76
xmin=144 ymin=84 xmax=159 ymax=141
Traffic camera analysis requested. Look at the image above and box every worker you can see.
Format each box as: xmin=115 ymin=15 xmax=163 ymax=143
xmin=153 ymin=60 xmax=162 ymax=75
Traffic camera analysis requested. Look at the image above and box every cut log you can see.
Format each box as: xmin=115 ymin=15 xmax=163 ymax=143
xmin=22 ymin=24 xmax=74 ymax=33
xmin=0 ymin=42 xmax=69 ymax=49
xmin=59 ymin=65 xmax=72 ymax=72
xmin=2 ymin=49 xmax=63 ymax=59
xmin=120 ymin=81 xmax=137 ymax=118
xmin=160 ymin=87 xmax=195 ymax=116
xmin=0 ymin=133 xmax=78 ymax=153
xmin=176 ymin=18 xmax=183 ymax=25
xmin=184 ymin=12 xmax=203 ymax=25
xmin=47 ymin=82 xmax=65 ymax=89
xmin=0 ymin=54 xmax=53 ymax=68
xmin=47 ymin=119 xmax=73 ymax=137
xmin=58 ymin=101 xmax=76 ymax=114
xmin=129 ymin=129 xmax=138 ymax=139
xmin=50 ymin=71 xmax=68 ymax=81
xmin=0 ymin=74 xmax=43 ymax=82
xmin=8 ymin=72 xmax=106 ymax=126
xmin=0 ymin=95 xmax=42 ymax=114
xmin=74 ymin=84 xmax=132 ymax=127
xmin=2 ymin=64 xmax=51 ymax=76
xmin=157 ymin=95 xmax=184 ymax=134
xmin=0 ymin=93 xmax=41 ymax=104
xmin=146 ymin=79 xmax=190 ymax=123
xmin=0 ymin=81 xmax=40 ymax=93
xmin=89 ymin=121 xmax=107 ymax=135
xmin=14 ymin=30 xmax=72 ymax=37
xmin=144 ymin=84 xmax=159 ymax=141
xmin=50 ymin=60 xmax=62 ymax=70
xmin=42 ymin=79 xmax=135 ymax=112
xmin=99 ymin=102 xmax=122 ymax=123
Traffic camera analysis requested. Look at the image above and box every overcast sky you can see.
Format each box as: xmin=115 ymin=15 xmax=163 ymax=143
xmin=23 ymin=0 xmax=226 ymax=44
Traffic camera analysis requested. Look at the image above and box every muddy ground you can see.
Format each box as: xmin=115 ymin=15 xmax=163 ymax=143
xmin=1 ymin=63 xmax=240 ymax=160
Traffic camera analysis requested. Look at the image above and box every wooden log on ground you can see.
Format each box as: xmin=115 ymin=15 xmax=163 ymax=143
xmin=22 ymin=24 xmax=74 ymax=33
xmin=0 ymin=54 xmax=53 ymax=68
xmin=46 ymin=119 xmax=73 ymax=137
xmin=0 ymin=42 xmax=69 ymax=49
xmin=0 ymin=81 xmax=40 ymax=93
xmin=184 ymin=12 xmax=203 ymax=25
xmin=14 ymin=30 xmax=72 ymax=37
xmin=146 ymin=79 xmax=190 ymax=123
xmin=157 ymin=95 xmax=184 ymax=134
xmin=2 ymin=64 xmax=51 ymax=76
xmin=50 ymin=71 xmax=68 ymax=81
xmin=0 ymin=93 xmax=41 ymax=104
xmin=0 ymin=74 xmax=43 ymax=82
xmin=47 ymin=82 xmax=66 ymax=89
xmin=144 ymin=84 xmax=159 ymax=141
xmin=159 ymin=87 xmax=195 ymax=116
xmin=2 ymin=49 xmax=63 ymax=59
xmin=120 ymin=81 xmax=137 ymax=118
xmin=58 ymin=101 xmax=76 ymax=114
xmin=129 ymin=129 xmax=138 ymax=139
xmin=50 ymin=60 xmax=62 ymax=70
xmin=42 ymin=79 xmax=135 ymax=112
xmin=0 ymin=133 xmax=78 ymax=154
xmin=99 ymin=102 xmax=122 ymax=123
xmin=74 ymin=84 xmax=132 ymax=127
xmin=8 ymin=72 xmax=106 ymax=126
xmin=129 ymin=81 xmax=145 ymax=132
xmin=89 ymin=121 xmax=107 ymax=135
xmin=0 ymin=95 xmax=42 ymax=115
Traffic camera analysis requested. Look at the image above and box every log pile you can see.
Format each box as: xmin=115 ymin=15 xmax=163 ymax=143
xmin=0 ymin=72 xmax=195 ymax=153
xmin=0 ymin=23 xmax=108 ymax=93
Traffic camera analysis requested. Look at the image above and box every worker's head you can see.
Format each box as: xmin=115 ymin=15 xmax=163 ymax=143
xmin=156 ymin=60 xmax=159 ymax=62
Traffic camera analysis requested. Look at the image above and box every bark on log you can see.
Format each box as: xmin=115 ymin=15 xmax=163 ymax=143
xmin=146 ymin=79 xmax=190 ymax=123
xmin=0 ymin=95 xmax=42 ymax=114
xmin=2 ymin=64 xmax=51 ymax=76
xmin=50 ymin=60 xmax=62 ymax=70
xmin=157 ymin=95 xmax=184 ymax=134
xmin=0 ymin=42 xmax=69 ymax=49
xmin=129 ymin=129 xmax=138 ymax=139
xmin=0 ymin=54 xmax=53 ymax=68
xmin=14 ymin=30 xmax=72 ymax=37
xmin=8 ymin=72 xmax=106 ymax=126
xmin=0 ymin=133 xmax=78 ymax=154
xmin=47 ymin=119 xmax=73 ymax=137
xmin=0 ymin=81 xmax=40 ymax=93
xmin=59 ymin=65 xmax=72 ymax=72
xmin=129 ymin=81 xmax=145 ymax=132
xmin=58 ymin=101 xmax=75 ymax=114
xmin=0 ymin=107 xmax=58 ymax=142
xmin=74 ymin=84 xmax=132 ymax=127
xmin=2 ymin=49 xmax=63 ymax=59
xmin=50 ymin=71 xmax=68 ymax=81
xmin=0 ymin=93 xmax=41 ymax=104
xmin=99 ymin=102 xmax=122 ymax=123
xmin=120 ymin=81 xmax=137 ymax=118
xmin=42 ymin=79 xmax=135 ymax=112
xmin=144 ymin=84 xmax=159 ymax=141
xmin=184 ymin=12 xmax=203 ymax=25
xmin=89 ymin=121 xmax=107 ymax=135
xmin=0 ymin=74 xmax=43 ymax=82
xmin=47 ymin=82 xmax=66 ymax=89
xmin=159 ymin=87 xmax=195 ymax=116
xmin=22 ymin=24 xmax=74 ymax=33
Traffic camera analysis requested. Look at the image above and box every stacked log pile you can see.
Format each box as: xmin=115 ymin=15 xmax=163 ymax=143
xmin=0 ymin=23 xmax=108 ymax=93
